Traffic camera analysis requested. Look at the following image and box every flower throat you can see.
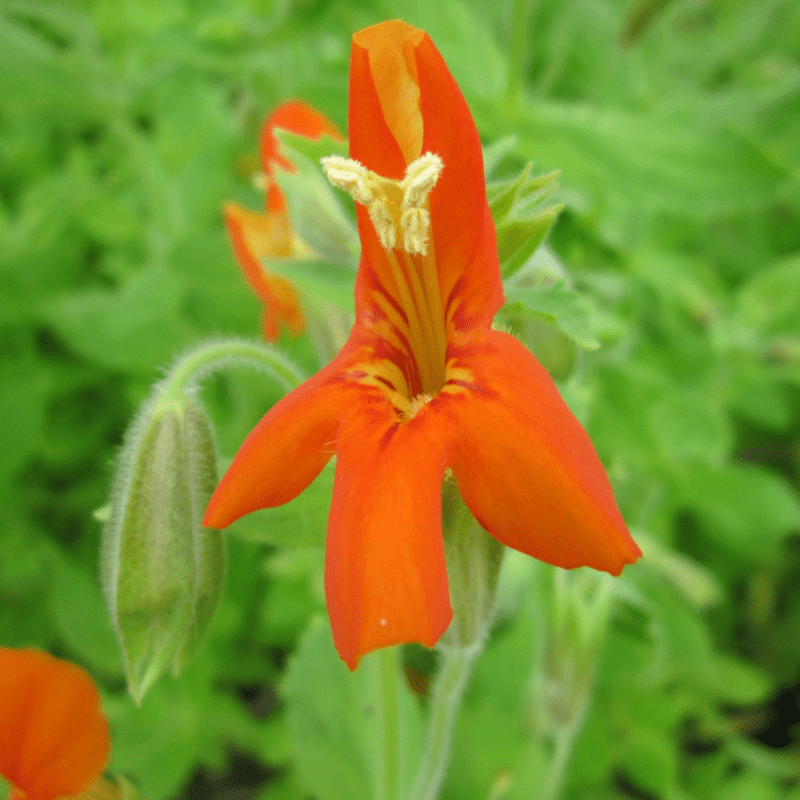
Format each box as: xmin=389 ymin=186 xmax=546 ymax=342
xmin=322 ymin=153 xmax=448 ymax=397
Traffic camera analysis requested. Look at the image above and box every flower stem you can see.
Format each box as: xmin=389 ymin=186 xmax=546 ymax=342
xmin=409 ymin=646 xmax=474 ymax=800
xmin=538 ymin=721 xmax=580 ymax=800
xmin=370 ymin=647 xmax=401 ymax=800
xmin=161 ymin=338 xmax=304 ymax=400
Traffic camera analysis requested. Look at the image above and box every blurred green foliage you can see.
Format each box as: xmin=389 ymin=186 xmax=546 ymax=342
xmin=1 ymin=0 xmax=799 ymax=798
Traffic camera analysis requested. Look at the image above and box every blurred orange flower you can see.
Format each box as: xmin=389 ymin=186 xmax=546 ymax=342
xmin=0 ymin=648 xmax=109 ymax=800
xmin=225 ymin=101 xmax=343 ymax=342
xmin=205 ymin=21 xmax=640 ymax=669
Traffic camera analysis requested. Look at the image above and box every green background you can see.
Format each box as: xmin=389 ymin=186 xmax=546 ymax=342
xmin=1 ymin=0 xmax=799 ymax=798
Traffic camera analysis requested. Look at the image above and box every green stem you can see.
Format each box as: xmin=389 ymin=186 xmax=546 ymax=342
xmin=371 ymin=647 xmax=401 ymax=800
xmin=161 ymin=338 xmax=304 ymax=400
xmin=538 ymin=720 xmax=580 ymax=800
xmin=409 ymin=647 xmax=474 ymax=800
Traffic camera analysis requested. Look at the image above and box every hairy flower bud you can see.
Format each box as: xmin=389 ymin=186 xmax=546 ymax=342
xmin=101 ymin=389 xmax=224 ymax=703
xmin=440 ymin=480 xmax=504 ymax=652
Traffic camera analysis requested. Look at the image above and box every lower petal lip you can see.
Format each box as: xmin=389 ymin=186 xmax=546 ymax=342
xmin=443 ymin=330 xmax=641 ymax=574
xmin=325 ymin=393 xmax=453 ymax=669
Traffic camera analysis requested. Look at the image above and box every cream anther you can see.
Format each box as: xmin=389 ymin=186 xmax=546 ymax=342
xmin=368 ymin=200 xmax=397 ymax=249
xmin=400 ymin=208 xmax=431 ymax=255
xmin=401 ymin=153 xmax=443 ymax=210
xmin=320 ymin=156 xmax=376 ymax=205
xmin=321 ymin=151 xmax=444 ymax=256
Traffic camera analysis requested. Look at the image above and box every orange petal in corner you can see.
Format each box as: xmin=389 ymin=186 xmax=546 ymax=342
xmin=0 ymin=648 xmax=109 ymax=800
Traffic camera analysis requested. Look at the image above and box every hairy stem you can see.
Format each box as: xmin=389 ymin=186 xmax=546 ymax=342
xmin=408 ymin=647 xmax=475 ymax=800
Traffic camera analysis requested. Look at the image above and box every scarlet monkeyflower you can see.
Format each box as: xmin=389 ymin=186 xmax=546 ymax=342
xmin=224 ymin=101 xmax=343 ymax=342
xmin=0 ymin=648 xmax=110 ymax=800
xmin=205 ymin=20 xmax=641 ymax=669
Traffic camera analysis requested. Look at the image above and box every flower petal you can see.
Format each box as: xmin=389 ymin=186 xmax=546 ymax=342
xmin=223 ymin=201 xmax=304 ymax=342
xmin=348 ymin=26 xmax=411 ymax=319
xmin=351 ymin=21 xmax=425 ymax=167
xmin=446 ymin=331 xmax=641 ymax=574
xmin=326 ymin=394 xmax=453 ymax=669
xmin=261 ymin=101 xmax=344 ymax=213
xmin=0 ymin=648 xmax=109 ymax=800
xmin=414 ymin=34 xmax=504 ymax=331
xmin=348 ymin=22 xmax=503 ymax=333
xmin=203 ymin=343 xmax=361 ymax=529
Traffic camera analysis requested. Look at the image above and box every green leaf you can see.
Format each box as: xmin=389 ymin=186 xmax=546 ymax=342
xmin=445 ymin=587 xmax=540 ymax=798
xmin=487 ymin=162 xmax=562 ymax=277
xmin=284 ymin=618 xmax=371 ymax=800
xmin=727 ymin=738 xmax=800 ymax=782
xmin=636 ymin=532 xmax=722 ymax=609
xmin=620 ymin=730 xmax=678 ymax=797
xmin=675 ymin=463 xmax=800 ymax=559
xmin=497 ymin=205 xmax=563 ymax=275
xmin=283 ymin=618 xmax=372 ymax=800
xmin=283 ymin=618 xmax=423 ymax=800
xmin=106 ymin=645 xmax=263 ymax=800
xmin=507 ymin=101 xmax=790 ymax=244
xmin=482 ymin=136 xmax=519 ymax=177
xmin=228 ymin=461 xmax=332 ymax=549
xmin=488 ymin=162 xmax=534 ymax=223
xmin=0 ymin=358 xmax=50 ymax=482
xmin=43 ymin=267 xmax=192 ymax=371
xmin=711 ymin=770 xmax=782 ymax=800
xmin=273 ymin=130 xmax=360 ymax=264
xmin=737 ymin=254 xmax=800 ymax=337
xmin=266 ymin=258 xmax=356 ymax=316
xmin=501 ymin=282 xmax=600 ymax=350
xmin=47 ymin=549 xmax=122 ymax=677
xmin=711 ymin=654 xmax=771 ymax=706
xmin=275 ymin=128 xmax=349 ymax=166
xmin=649 ymin=393 xmax=733 ymax=466
xmin=0 ymin=14 xmax=107 ymax=120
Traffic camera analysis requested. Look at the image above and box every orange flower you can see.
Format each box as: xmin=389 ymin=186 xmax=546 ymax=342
xmin=205 ymin=21 xmax=641 ymax=669
xmin=0 ymin=648 xmax=110 ymax=800
xmin=225 ymin=101 xmax=343 ymax=342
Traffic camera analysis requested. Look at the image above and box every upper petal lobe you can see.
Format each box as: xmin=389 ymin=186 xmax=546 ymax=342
xmin=348 ymin=23 xmax=504 ymax=332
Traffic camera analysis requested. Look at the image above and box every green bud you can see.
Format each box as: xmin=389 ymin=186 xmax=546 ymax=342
xmin=538 ymin=568 xmax=613 ymax=733
xmin=497 ymin=205 xmax=564 ymax=274
xmin=486 ymin=161 xmax=563 ymax=279
xmin=440 ymin=479 xmax=504 ymax=652
xmin=101 ymin=388 xmax=225 ymax=703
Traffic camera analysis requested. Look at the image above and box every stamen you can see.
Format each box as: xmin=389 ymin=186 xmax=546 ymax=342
xmin=400 ymin=153 xmax=443 ymax=210
xmin=322 ymin=151 xmax=448 ymax=397
xmin=400 ymin=208 xmax=430 ymax=255
xmin=402 ymin=393 xmax=434 ymax=421
xmin=320 ymin=156 xmax=376 ymax=205
xmin=321 ymin=152 xmax=443 ymax=256
xmin=402 ymin=249 xmax=447 ymax=388
xmin=368 ymin=200 xmax=396 ymax=249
